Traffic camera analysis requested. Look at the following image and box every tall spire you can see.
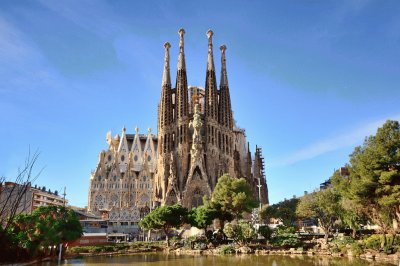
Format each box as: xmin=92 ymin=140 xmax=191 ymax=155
xmin=205 ymin=29 xmax=218 ymax=121
xmin=218 ymin=44 xmax=233 ymax=129
xmin=206 ymin=29 xmax=215 ymax=72
xmin=162 ymin=42 xmax=171 ymax=87
xmin=177 ymin=28 xmax=186 ymax=71
xmin=176 ymin=28 xmax=189 ymax=120
xmin=159 ymin=42 xmax=172 ymax=132
xmin=220 ymin=44 xmax=228 ymax=87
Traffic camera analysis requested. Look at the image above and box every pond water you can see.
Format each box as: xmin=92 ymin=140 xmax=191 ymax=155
xmin=41 ymin=253 xmax=395 ymax=266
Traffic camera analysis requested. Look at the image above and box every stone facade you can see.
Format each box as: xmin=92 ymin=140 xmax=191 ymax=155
xmin=87 ymin=29 xmax=268 ymax=233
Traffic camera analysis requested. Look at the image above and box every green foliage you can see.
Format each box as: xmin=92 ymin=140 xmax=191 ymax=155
xmin=331 ymin=236 xmax=355 ymax=254
xmin=219 ymin=244 xmax=235 ymax=254
xmin=383 ymin=244 xmax=397 ymax=254
xmin=332 ymin=236 xmax=355 ymax=246
xmin=69 ymin=244 xmax=130 ymax=254
xmin=345 ymin=120 xmax=400 ymax=232
xmin=187 ymin=205 xmax=217 ymax=230
xmin=296 ymin=188 xmax=342 ymax=242
xmin=8 ymin=205 xmax=82 ymax=255
xmin=209 ymin=174 xmax=258 ymax=220
xmin=139 ymin=204 xmax=187 ymax=231
xmin=269 ymin=225 xmax=301 ymax=248
xmin=223 ymin=221 xmax=255 ymax=245
xmin=260 ymin=198 xmax=299 ymax=226
xmin=275 ymin=225 xmax=296 ymax=234
xmin=271 ymin=230 xmax=301 ymax=248
xmin=350 ymin=243 xmax=364 ymax=256
xmin=363 ymin=234 xmax=382 ymax=250
xmin=258 ymin=225 xmax=273 ymax=241
xmin=139 ymin=204 xmax=187 ymax=247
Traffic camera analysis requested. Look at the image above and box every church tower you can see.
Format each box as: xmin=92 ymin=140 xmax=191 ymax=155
xmin=153 ymin=29 xmax=268 ymax=208
xmin=87 ymin=29 xmax=269 ymax=236
xmin=174 ymin=29 xmax=190 ymax=193
xmin=155 ymin=42 xmax=173 ymax=204
xmin=204 ymin=30 xmax=221 ymax=189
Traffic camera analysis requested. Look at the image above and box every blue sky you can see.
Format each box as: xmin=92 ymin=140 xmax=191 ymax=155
xmin=1 ymin=1 xmax=399 ymax=207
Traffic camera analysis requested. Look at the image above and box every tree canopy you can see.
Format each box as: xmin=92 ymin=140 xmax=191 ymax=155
xmin=139 ymin=204 xmax=187 ymax=247
xmin=331 ymin=120 xmax=400 ymax=246
xmin=296 ymin=188 xmax=342 ymax=243
xmin=187 ymin=205 xmax=217 ymax=231
xmin=260 ymin=198 xmax=299 ymax=226
xmin=6 ymin=205 xmax=82 ymax=261
xmin=209 ymin=174 xmax=258 ymax=221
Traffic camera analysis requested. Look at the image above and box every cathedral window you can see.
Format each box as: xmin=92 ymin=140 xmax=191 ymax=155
xmin=121 ymin=155 xmax=125 ymax=162
xmin=108 ymin=155 xmax=112 ymax=161
xmin=113 ymin=176 xmax=117 ymax=182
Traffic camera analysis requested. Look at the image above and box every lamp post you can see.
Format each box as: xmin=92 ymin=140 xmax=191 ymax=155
xmin=257 ymin=177 xmax=262 ymax=211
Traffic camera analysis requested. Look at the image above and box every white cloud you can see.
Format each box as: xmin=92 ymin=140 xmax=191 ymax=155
xmin=271 ymin=115 xmax=400 ymax=167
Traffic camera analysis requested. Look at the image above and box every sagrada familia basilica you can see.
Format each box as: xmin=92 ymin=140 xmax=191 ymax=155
xmin=87 ymin=29 xmax=268 ymax=232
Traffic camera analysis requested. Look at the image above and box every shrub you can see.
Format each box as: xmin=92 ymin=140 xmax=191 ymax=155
xmin=271 ymin=233 xmax=301 ymax=248
xmin=350 ymin=243 xmax=364 ymax=256
xmin=275 ymin=225 xmax=296 ymax=234
xmin=223 ymin=221 xmax=255 ymax=244
xmin=383 ymin=245 xmax=398 ymax=255
xmin=219 ymin=244 xmax=235 ymax=255
xmin=70 ymin=246 xmax=90 ymax=253
xmin=363 ymin=235 xmax=381 ymax=250
xmin=387 ymin=234 xmax=400 ymax=246
xmin=258 ymin=225 xmax=273 ymax=241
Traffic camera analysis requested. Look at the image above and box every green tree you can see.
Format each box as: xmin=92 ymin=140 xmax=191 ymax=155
xmin=209 ymin=174 xmax=258 ymax=221
xmin=8 ymin=205 xmax=82 ymax=258
xmin=296 ymin=188 xmax=342 ymax=243
xmin=337 ymin=120 xmax=400 ymax=246
xmin=260 ymin=198 xmax=299 ymax=226
xmin=139 ymin=204 xmax=187 ymax=247
xmin=258 ymin=225 xmax=273 ymax=242
xmin=223 ymin=220 xmax=255 ymax=245
xmin=331 ymin=170 xmax=367 ymax=238
xmin=188 ymin=205 xmax=217 ymax=231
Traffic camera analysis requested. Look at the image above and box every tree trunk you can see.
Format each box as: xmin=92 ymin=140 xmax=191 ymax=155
xmin=164 ymin=227 xmax=169 ymax=248
xmin=352 ymin=228 xmax=356 ymax=239
xmin=219 ymin=219 xmax=225 ymax=230
xmin=324 ymin=232 xmax=329 ymax=244
xmin=381 ymin=233 xmax=387 ymax=248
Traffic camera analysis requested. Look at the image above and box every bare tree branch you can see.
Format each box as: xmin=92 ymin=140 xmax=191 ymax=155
xmin=0 ymin=148 xmax=43 ymax=230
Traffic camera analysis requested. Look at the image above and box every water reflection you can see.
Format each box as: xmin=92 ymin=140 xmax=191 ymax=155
xmin=41 ymin=253 xmax=393 ymax=266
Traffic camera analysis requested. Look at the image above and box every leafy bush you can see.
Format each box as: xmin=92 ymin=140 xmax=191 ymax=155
xmin=270 ymin=225 xmax=301 ymax=248
xmin=383 ymin=245 xmax=398 ymax=255
xmin=219 ymin=244 xmax=235 ymax=254
xmin=223 ymin=221 xmax=255 ymax=244
xmin=271 ymin=233 xmax=301 ymax=248
xmin=330 ymin=235 xmax=355 ymax=253
xmin=70 ymin=246 xmax=90 ymax=253
xmin=350 ymin=243 xmax=364 ymax=256
xmin=275 ymin=225 xmax=296 ymax=234
xmin=387 ymin=234 xmax=400 ymax=246
xmin=258 ymin=225 xmax=273 ymax=241
xmin=363 ymin=235 xmax=381 ymax=250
